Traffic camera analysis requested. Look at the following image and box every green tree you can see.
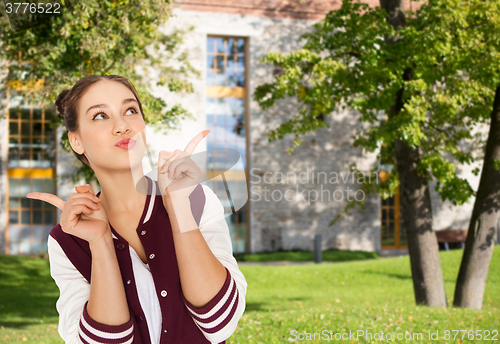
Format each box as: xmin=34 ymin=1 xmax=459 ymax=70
xmin=254 ymin=0 xmax=498 ymax=308
xmin=413 ymin=0 xmax=500 ymax=310
xmin=0 ymin=0 xmax=198 ymax=185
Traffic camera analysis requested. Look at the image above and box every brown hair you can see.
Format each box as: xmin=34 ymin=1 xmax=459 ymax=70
xmin=55 ymin=75 xmax=145 ymax=169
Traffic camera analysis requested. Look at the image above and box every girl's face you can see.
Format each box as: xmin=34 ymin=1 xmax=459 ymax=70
xmin=69 ymin=80 xmax=147 ymax=172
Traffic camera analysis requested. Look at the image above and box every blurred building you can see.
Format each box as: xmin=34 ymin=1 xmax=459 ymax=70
xmin=0 ymin=0 xmax=488 ymax=256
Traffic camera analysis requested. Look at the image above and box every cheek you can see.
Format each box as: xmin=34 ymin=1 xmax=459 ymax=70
xmin=137 ymin=116 xmax=146 ymax=128
xmin=130 ymin=125 xmax=147 ymax=156
xmin=137 ymin=122 xmax=146 ymax=132
xmin=135 ymin=122 xmax=147 ymax=141
xmin=80 ymin=128 xmax=108 ymax=156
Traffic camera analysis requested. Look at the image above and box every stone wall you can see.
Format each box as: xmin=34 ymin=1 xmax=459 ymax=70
xmin=163 ymin=6 xmax=487 ymax=254
xmin=429 ymin=125 xmax=487 ymax=233
xmin=162 ymin=9 xmax=381 ymax=253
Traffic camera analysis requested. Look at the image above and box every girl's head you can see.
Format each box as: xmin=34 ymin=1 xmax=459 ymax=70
xmin=55 ymin=75 xmax=147 ymax=172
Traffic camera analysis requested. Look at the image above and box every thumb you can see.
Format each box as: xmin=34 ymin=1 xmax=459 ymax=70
xmin=75 ymin=184 xmax=96 ymax=196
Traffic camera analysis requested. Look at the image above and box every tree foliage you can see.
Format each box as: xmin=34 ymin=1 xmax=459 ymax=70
xmin=254 ymin=0 xmax=498 ymax=222
xmin=0 ymin=0 xmax=198 ymax=185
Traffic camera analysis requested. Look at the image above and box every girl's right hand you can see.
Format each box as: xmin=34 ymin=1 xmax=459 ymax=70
xmin=27 ymin=184 xmax=110 ymax=244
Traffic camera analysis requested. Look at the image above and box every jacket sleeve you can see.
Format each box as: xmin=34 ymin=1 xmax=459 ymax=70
xmin=48 ymin=236 xmax=134 ymax=344
xmin=180 ymin=184 xmax=247 ymax=343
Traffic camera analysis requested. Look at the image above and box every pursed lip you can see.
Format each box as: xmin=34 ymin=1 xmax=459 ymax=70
xmin=115 ymin=138 xmax=136 ymax=148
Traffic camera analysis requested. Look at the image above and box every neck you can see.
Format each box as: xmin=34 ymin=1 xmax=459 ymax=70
xmin=96 ymin=167 xmax=149 ymax=214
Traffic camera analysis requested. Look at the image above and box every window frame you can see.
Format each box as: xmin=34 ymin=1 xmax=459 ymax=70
xmin=4 ymin=59 xmax=58 ymax=255
xmin=206 ymin=35 xmax=250 ymax=254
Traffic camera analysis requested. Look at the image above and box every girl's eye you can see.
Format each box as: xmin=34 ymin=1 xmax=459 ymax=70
xmin=92 ymin=107 xmax=139 ymax=120
xmin=126 ymin=107 xmax=139 ymax=115
xmin=92 ymin=113 xmax=107 ymax=120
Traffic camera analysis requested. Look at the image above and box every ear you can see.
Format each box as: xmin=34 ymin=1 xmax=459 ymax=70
xmin=68 ymin=131 xmax=85 ymax=155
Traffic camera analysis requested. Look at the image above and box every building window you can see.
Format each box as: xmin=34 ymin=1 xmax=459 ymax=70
xmin=380 ymin=185 xmax=407 ymax=249
xmin=379 ymin=140 xmax=406 ymax=250
xmin=206 ymin=36 xmax=248 ymax=254
xmin=5 ymin=60 xmax=57 ymax=254
xmin=207 ymin=37 xmax=245 ymax=88
xmin=8 ymin=105 xmax=56 ymax=168
xmin=8 ymin=176 xmax=56 ymax=255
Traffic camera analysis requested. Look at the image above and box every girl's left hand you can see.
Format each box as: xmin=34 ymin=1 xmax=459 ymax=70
xmin=157 ymin=130 xmax=210 ymax=201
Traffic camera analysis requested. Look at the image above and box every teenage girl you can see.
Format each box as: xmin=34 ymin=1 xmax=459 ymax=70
xmin=27 ymin=75 xmax=247 ymax=344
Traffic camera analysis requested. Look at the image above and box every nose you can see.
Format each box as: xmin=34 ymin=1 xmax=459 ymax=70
xmin=113 ymin=115 xmax=132 ymax=135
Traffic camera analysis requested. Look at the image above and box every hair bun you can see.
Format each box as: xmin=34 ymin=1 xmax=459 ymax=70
xmin=55 ymin=89 xmax=70 ymax=117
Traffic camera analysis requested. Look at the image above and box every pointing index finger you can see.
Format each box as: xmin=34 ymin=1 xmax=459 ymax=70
xmin=26 ymin=192 xmax=65 ymax=211
xmin=184 ymin=130 xmax=210 ymax=156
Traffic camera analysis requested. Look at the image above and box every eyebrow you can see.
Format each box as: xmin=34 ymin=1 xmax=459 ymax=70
xmin=86 ymin=98 xmax=138 ymax=115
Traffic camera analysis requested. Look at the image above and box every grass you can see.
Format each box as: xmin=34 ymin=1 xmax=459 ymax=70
xmin=234 ymin=249 xmax=380 ymax=262
xmin=0 ymin=248 xmax=498 ymax=343
xmin=0 ymin=255 xmax=60 ymax=343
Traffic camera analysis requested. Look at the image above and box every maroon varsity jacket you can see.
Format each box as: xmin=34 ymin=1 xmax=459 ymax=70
xmin=49 ymin=177 xmax=237 ymax=344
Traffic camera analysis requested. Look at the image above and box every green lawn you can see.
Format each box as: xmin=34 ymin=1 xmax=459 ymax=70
xmin=0 ymin=255 xmax=60 ymax=343
xmin=0 ymin=248 xmax=498 ymax=343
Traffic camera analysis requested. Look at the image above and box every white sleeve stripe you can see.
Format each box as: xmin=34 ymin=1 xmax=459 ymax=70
xmin=192 ymin=287 xmax=239 ymax=329
xmin=79 ymin=330 xmax=133 ymax=344
xmin=80 ymin=314 xmax=134 ymax=340
xmin=185 ymin=276 xmax=235 ymax=319
xmin=143 ymin=179 xmax=156 ymax=224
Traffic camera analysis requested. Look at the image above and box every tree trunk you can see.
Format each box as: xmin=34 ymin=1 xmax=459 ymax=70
xmin=453 ymin=86 xmax=500 ymax=309
xmin=381 ymin=0 xmax=448 ymax=307
xmin=395 ymin=140 xmax=447 ymax=306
